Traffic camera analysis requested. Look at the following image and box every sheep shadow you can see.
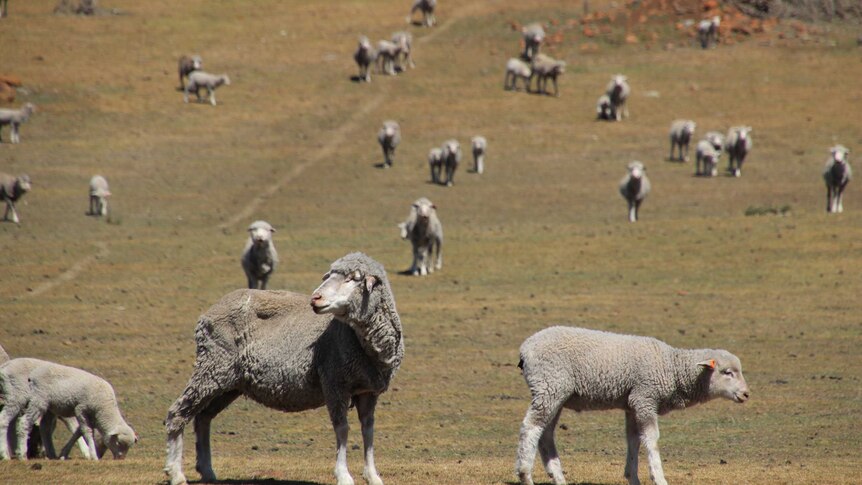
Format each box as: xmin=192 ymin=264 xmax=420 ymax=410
xmin=503 ymin=481 xmax=609 ymax=485
xmin=188 ymin=480 xmax=323 ymax=485
xmin=373 ymin=162 xmax=390 ymax=169
xmin=349 ymin=75 xmax=365 ymax=83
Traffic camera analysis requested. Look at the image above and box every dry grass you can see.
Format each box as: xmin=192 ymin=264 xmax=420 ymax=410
xmin=1 ymin=1 xmax=861 ymax=484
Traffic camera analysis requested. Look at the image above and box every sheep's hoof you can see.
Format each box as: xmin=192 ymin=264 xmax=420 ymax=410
xmin=518 ymin=471 xmax=534 ymax=485
xmin=336 ymin=475 xmax=355 ymax=485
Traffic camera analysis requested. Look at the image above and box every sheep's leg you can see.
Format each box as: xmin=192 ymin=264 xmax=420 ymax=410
xmin=208 ymin=87 xmax=216 ymax=106
xmin=552 ymin=77 xmax=559 ymax=97
xmin=11 ymin=124 xmax=19 ymax=144
xmin=38 ymin=413 xmax=58 ymax=459
xmin=327 ymin=396 xmax=355 ymax=485
xmin=683 ymin=142 xmax=689 ymax=162
xmin=410 ymin=244 xmax=420 ymax=276
xmin=516 ymin=398 xmax=563 ymax=485
xmin=837 ymin=188 xmax=844 ymax=213
xmin=537 ymin=409 xmax=565 ymax=485
xmin=14 ymin=413 xmax=35 ymax=460
xmin=628 ymin=201 xmax=637 ymax=223
xmin=624 ymin=411 xmax=642 ymax=485
xmin=72 ymin=410 xmax=99 ymax=460
xmin=0 ymin=403 xmax=22 ymax=459
xmin=636 ymin=414 xmax=666 ymax=485
xmin=434 ymin=237 xmax=442 ymax=271
xmin=826 ymin=187 xmax=834 ymax=213
xmin=670 ymin=142 xmax=676 ymax=162
xmin=355 ymin=394 xmax=383 ymax=485
xmin=58 ymin=426 xmax=86 ymax=460
xmin=194 ymin=390 xmax=241 ymax=483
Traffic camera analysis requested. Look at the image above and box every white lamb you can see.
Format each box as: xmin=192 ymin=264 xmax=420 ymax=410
xmin=241 ymin=220 xmax=278 ymax=290
xmin=407 ymin=0 xmax=437 ymax=27
xmin=441 ymin=139 xmax=461 ymax=187
xmin=471 ymin=136 xmax=487 ymax=174
xmin=0 ymin=172 xmax=31 ymax=225
xmin=377 ymin=120 xmax=401 ymax=168
xmin=695 ymin=139 xmax=720 ymax=177
xmin=725 ymin=126 xmax=752 ymax=177
xmin=0 ymin=102 xmax=35 ymax=144
xmin=504 ymin=58 xmax=532 ymax=92
xmin=516 ymin=326 xmax=750 ymax=485
xmin=619 ymin=161 xmax=650 ymax=223
xmin=596 ymin=94 xmax=613 ymax=120
xmin=428 ymin=147 xmax=444 ymax=184
xmin=398 ymin=197 xmax=443 ymax=276
xmin=668 ymin=119 xmax=696 ymax=162
xmin=88 ymin=175 xmax=111 ymax=217
xmin=354 ymin=36 xmax=377 ymax=83
xmin=375 ymin=40 xmax=399 ymax=76
xmin=605 ymin=74 xmax=630 ymax=121
xmin=698 ymin=16 xmax=721 ymax=49
xmin=823 ymin=144 xmax=852 ymax=213
xmin=521 ymin=23 xmax=545 ymax=61
xmin=391 ymin=31 xmax=415 ymax=71
xmin=183 ymin=71 xmax=231 ymax=106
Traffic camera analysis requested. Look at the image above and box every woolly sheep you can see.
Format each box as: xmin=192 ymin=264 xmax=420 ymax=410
xmin=407 ymin=0 xmax=436 ymax=27
xmin=515 ymin=326 xmax=750 ymax=485
xmin=391 ymin=31 xmax=415 ymax=71
xmin=241 ymin=220 xmax=278 ymax=290
xmin=428 ymin=147 xmax=444 ymax=184
xmin=0 ymin=358 xmax=137 ymax=461
xmin=354 ymin=36 xmax=377 ymax=83
xmin=725 ymin=126 xmax=752 ymax=177
xmin=398 ymin=197 xmax=443 ymax=276
xmin=88 ymin=175 xmax=111 ymax=217
xmin=504 ymin=58 xmax=532 ymax=92
xmin=183 ymin=71 xmax=230 ymax=106
xmin=606 ymin=74 xmax=630 ymax=121
xmin=619 ymin=161 xmax=650 ymax=223
xmin=596 ymin=94 xmax=613 ymax=120
xmin=471 ymin=136 xmax=487 ymax=174
xmin=669 ymin=119 xmax=696 ymax=162
xmin=0 ymin=172 xmax=31 ymax=225
xmin=375 ymin=40 xmax=399 ymax=76
xmin=521 ymin=23 xmax=545 ymax=61
xmin=823 ymin=144 xmax=852 ymax=213
xmin=530 ymin=54 xmax=565 ymax=97
xmin=0 ymin=102 xmax=35 ymax=144
xmin=164 ymin=252 xmax=404 ymax=485
xmin=695 ymin=139 xmax=720 ymax=177
xmin=177 ymin=55 xmax=202 ymax=90
xmin=698 ymin=16 xmax=721 ymax=49
xmin=441 ymin=139 xmax=461 ymax=187
xmin=377 ymin=120 xmax=401 ymax=168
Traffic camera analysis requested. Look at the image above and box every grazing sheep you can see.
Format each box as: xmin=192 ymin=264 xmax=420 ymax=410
xmin=471 ymin=136 xmax=487 ymax=174
xmin=695 ymin=139 xmax=720 ymax=177
xmin=407 ymin=0 xmax=436 ymax=27
xmin=669 ymin=119 xmax=696 ymax=162
xmin=88 ymin=175 xmax=111 ymax=217
xmin=441 ymin=139 xmax=461 ymax=187
xmin=725 ymin=126 xmax=752 ymax=177
xmin=605 ymin=75 xmax=630 ymax=121
xmin=698 ymin=16 xmax=721 ymax=49
xmin=377 ymin=120 xmax=401 ymax=168
xmin=0 ymin=358 xmax=137 ymax=461
xmin=183 ymin=71 xmax=230 ymax=106
xmin=823 ymin=144 xmax=852 ymax=213
xmin=164 ymin=252 xmax=404 ymax=485
xmin=619 ymin=161 xmax=650 ymax=223
xmin=596 ymin=94 xmax=613 ymax=120
xmin=391 ymin=31 xmax=415 ymax=70
xmin=530 ymin=54 xmax=566 ymax=97
xmin=515 ymin=326 xmax=750 ymax=485
xmin=375 ymin=40 xmax=399 ymax=76
xmin=521 ymin=23 xmax=545 ymax=61
xmin=504 ymin=58 xmax=532 ymax=92
xmin=0 ymin=172 xmax=31 ymax=225
xmin=398 ymin=198 xmax=443 ymax=276
xmin=0 ymin=102 xmax=35 ymax=144
xmin=428 ymin=147 xmax=444 ymax=184
xmin=177 ymin=55 xmax=203 ymax=90
xmin=241 ymin=220 xmax=278 ymax=290
xmin=354 ymin=36 xmax=377 ymax=82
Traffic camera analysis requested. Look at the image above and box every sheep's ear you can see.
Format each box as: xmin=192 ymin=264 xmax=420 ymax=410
xmin=697 ymin=359 xmax=716 ymax=370
xmin=270 ymin=227 xmax=276 ymax=233
xmin=431 ymin=204 xmax=437 ymax=209
xmin=365 ymin=275 xmax=378 ymax=292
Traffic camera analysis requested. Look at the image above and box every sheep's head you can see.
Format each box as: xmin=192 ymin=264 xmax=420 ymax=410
xmin=697 ymin=350 xmax=750 ymax=404
xmin=412 ymin=197 xmax=436 ymax=221
xmin=627 ymin=161 xmax=645 ymax=179
xmin=248 ymin=220 xmax=275 ymax=248
xmin=442 ymin=139 xmax=460 ymax=157
xmin=221 ymin=74 xmax=231 ymax=86
xmin=358 ymin=36 xmax=371 ymax=49
xmin=191 ymin=55 xmax=203 ymax=70
xmin=428 ymin=148 xmax=443 ymax=164
xmin=612 ymin=74 xmax=627 ymax=86
xmin=107 ymin=424 xmax=138 ymax=460
xmin=831 ymin=145 xmax=849 ymax=163
xmin=383 ymin=122 xmax=398 ymax=137
xmin=16 ymin=175 xmax=31 ymax=193
xmin=311 ymin=252 xmax=388 ymax=318
xmin=22 ymin=103 xmax=36 ymax=116
xmin=684 ymin=120 xmax=697 ymax=135
xmin=705 ymin=131 xmax=724 ymax=151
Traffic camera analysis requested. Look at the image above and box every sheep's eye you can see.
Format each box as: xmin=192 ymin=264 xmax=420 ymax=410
xmin=722 ymin=369 xmax=734 ymax=376
xmin=321 ymin=272 xmax=330 ymax=281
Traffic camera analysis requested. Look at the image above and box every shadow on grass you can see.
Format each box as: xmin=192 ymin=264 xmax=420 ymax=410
xmin=502 ymin=482 xmax=610 ymax=485
xmin=188 ymin=480 xmax=324 ymax=485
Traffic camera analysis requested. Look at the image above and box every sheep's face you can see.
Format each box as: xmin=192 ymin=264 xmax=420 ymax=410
xmin=700 ymin=353 xmax=750 ymax=404
xmin=831 ymin=146 xmax=849 ymax=163
xmin=428 ymin=149 xmax=443 ymax=164
xmin=248 ymin=222 xmax=275 ymax=248
xmin=191 ymin=56 xmax=203 ymax=70
xmin=311 ymin=270 xmax=377 ymax=317
xmin=443 ymin=141 xmax=459 ymax=157
xmin=384 ymin=124 xmax=397 ymax=137
xmin=413 ymin=199 xmax=436 ymax=221
xmin=706 ymin=133 xmax=724 ymax=151
xmin=16 ymin=175 xmax=31 ymax=193
xmin=107 ymin=426 xmax=137 ymax=460
xmin=628 ymin=162 xmax=645 ymax=179
xmin=684 ymin=121 xmax=696 ymax=135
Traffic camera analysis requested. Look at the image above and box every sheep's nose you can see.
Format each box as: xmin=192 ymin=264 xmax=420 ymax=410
xmin=310 ymin=293 xmax=322 ymax=303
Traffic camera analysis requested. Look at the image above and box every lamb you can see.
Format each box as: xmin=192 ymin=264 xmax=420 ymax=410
xmin=596 ymin=94 xmax=613 ymax=120
xmin=0 ymin=102 xmax=35 ymax=144
xmin=177 ymin=55 xmax=202 ymax=90
xmin=619 ymin=161 xmax=650 ymax=223
xmin=605 ymin=74 xmax=630 ymax=121
xmin=0 ymin=172 xmax=31 ymax=225
xmin=164 ymin=252 xmax=404 ymax=485
xmin=377 ymin=121 xmax=401 ymax=168
xmin=391 ymin=31 xmax=415 ymax=71
xmin=241 ymin=220 xmax=278 ymax=290
xmin=668 ymin=119 xmax=696 ymax=162
xmin=725 ymin=126 xmax=752 ymax=177
xmin=441 ymin=138 xmax=461 ymax=186
xmin=354 ymin=36 xmax=377 ymax=82
xmin=88 ymin=175 xmax=111 ymax=217
xmin=407 ymin=0 xmax=437 ymax=27
xmin=398 ymin=198 xmax=443 ymax=276
xmin=698 ymin=16 xmax=721 ymax=49
xmin=183 ymin=71 xmax=230 ymax=106
xmin=695 ymin=139 xmax=720 ymax=177
xmin=521 ymin=23 xmax=545 ymax=61
xmin=823 ymin=144 xmax=852 ymax=213
xmin=375 ymin=40 xmax=399 ymax=76
xmin=504 ymin=58 xmax=532 ymax=92
xmin=471 ymin=136 xmax=487 ymax=174
xmin=515 ymin=326 xmax=750 ymax=485
xmin=530 ymin=54 xmax=566 ymax=97
xmin=0 ymin=358 xmax=137 ymax=461
xmin=428 ymin=147 xmax=444 ymax=184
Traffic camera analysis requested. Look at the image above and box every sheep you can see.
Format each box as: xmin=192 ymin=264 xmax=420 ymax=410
xmin=377 ymin=120 xmax=401 ymax=168
xmin=669 ymin=119 xmax=696 ymax=162
xmin=704 ymin=131 xmax=724 ymax=153
xmin=428 ymin=147 xmax=444 ymax=184
xmin=521 ymin=23 xmax=545 ymax=61
xmin=391 ymin=31 xmax=415 ymax=71
xmin=375 ymin=40 xmax=399 ymax=76
xmin=441 ymin=139 xmax=461 ymax=187
xmin=471 ymin=136 xmax=487 ymax=174
xmin=183 ymin=71 xmax=230 ymax=106
xmin=515 ymin=326 xmax=750 ymax=485
xmin=0 ymin=358 xmax=137 ymax=461
xmin=241 ymin=220 xmax=278 ymax=290
xmin=354 ymin=36 xmax=377 ymax=82
xmin=698 ymin=16 xmax=721 ymax=49
xmin=504 ymin=58 xmax=532 ymax=92
xmin=619 ymin=161 xmax=650 ymax=223
xmin=407 ymin=0 xmax=436 ymax=27
xmin=530 ymin=54 xmax=566 ymax=97
xmin=398 ymin=198 xmax=443 ymax=276
xmin=823 ymin=144 xmax=852 ymax=213
xmin=0 ymin=172 xmax=31 ymax=225
xmin=177 ymin=55 xmax=203 ymax=91
xmin=725 ymin=126 xmax=752 ymax=177
xmin=596 ymin=94 xmax=613 ymax=120
xmin=0 ymin=102 xmax=35 ymax=144
xmin=164 ymin=252 xmax=404 ymax=485
xmin=88 ymin=175 xmax=111 ymax=217
xmin=605 ymin=74 xmax=630 ymax=121
xmin=695 ymin=139 xmax=720 ymax=177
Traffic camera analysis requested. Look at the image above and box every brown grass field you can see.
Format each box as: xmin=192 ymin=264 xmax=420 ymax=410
xmin=1 ymin=0 xmax=861 ymax=483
